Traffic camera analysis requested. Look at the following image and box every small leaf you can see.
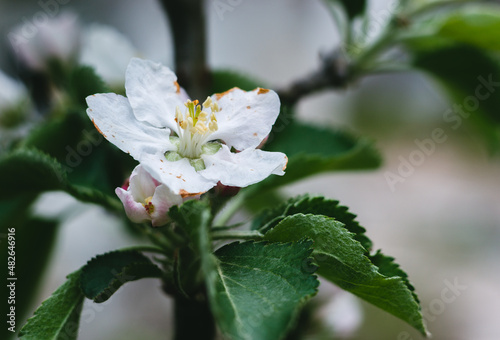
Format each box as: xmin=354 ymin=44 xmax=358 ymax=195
xmin=19 ymin=271 xmax=84 ymax=340
xmin=211 ymin=241 xmax=319 ymax=340
xmin=252 ymin=195 xmax=372 ymax=252
xmin=264 ymin=214 xmax=427 ymax=336
xmin=250 ymin=123 xmax=380 ymax=195
xmin=80 ymin=250 xmax=162 ymax=303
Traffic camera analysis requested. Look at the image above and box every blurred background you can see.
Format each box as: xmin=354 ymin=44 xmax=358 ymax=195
xmin=1 ymin=0 xmax=499 ymax=339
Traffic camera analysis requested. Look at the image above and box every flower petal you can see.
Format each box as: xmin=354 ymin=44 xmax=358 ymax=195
xmin=209 ymin=88 xmax=280 ymax=151
xmin=125 ymin=58 xmax=184 ymax=131
xmin=115 ymin=187 xmax=150 ymax=224
xmin=200 ymin=145 xmax=287 ymax=188
xmin=86 ymin=93 xmax=173 ymax=161
xmin=140 ymin=151 xmax=217 ymax=195
xmin=129 ymin=165 xmax=157 ymax=202
xmin=150 ymin=184 xmax=184 ymax=227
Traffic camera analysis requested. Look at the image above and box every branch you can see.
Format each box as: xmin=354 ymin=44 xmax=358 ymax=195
xmin=160 ymin=0 xmax=211 ymax=99
xmin=276 ymin=48 xmax=350 ymax=107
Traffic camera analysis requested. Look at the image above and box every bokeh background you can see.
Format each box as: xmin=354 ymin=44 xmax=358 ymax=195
xmin=1 ymin=0 xmax=499 ymax=339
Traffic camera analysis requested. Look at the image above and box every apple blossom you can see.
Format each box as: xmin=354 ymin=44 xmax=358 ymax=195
xmin=86 ymin=58 xmax=287 ymax=195
xmin=116 ymin=164 xmax=186 ymax=227
xmin=10 ymin=11 xmax=81 ymax=72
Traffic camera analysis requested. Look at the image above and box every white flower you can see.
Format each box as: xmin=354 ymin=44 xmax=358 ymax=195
xmin=10 ymin=12 xmax=80 ymax=71
xmin=79 ymin=24 xmax=139 ymax=87
xmin=116 ymin=165 xmax=185 ymax=227
xmin=86 ymin=58 xmax=287 ymax=195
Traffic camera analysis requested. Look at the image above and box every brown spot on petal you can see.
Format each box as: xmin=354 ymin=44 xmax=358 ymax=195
xmin=179 ymin=189 xmax=205 ymax=198
xmin=174 ymin=81 xmax=181 ymax=94
xmin=92 ymin=119 xmax=107 ymax=138
xmin=247 ymin=106 xmax=251 ymax=109
xmin=253 ymin=133 xmax=258 ymax=136
xmin=257 ymin=88 xmax=270 ymax=95
xmin=282 ymin=155 xmax=288 ymax=171
xmin=215 ymin=87 xmax=239 ymax=100
xmin=176 ymin=175 xmax=182 ymax=179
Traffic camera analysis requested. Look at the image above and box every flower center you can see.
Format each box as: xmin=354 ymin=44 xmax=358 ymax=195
xmin=143 ymin=196 xmax=154 ymax=214
xmin=165 ymin=97 xmax=221 ymax=170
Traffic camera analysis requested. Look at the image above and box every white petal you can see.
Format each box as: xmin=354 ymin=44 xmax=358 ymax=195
xmin=200 ymin=145 xmax=287 ymax=188
xmin=129 ymin=165 xmax=157 ymax=202
xmin=140 ymin=151 xmax=216 ymax=195
xmin=115 ymin=187 xmax=150 ymax=224
xmin=210 ymin=88 xmax=280 ymax=151
xmin=125 ymin=58 xmax=184 ymax=130
xmin=150 ymin=184 xmax=183 ymax=227
xmin=79 ymin=24 xmax=138 ymax=86
xmin=86 ymin=93 xmax=174 ymax=162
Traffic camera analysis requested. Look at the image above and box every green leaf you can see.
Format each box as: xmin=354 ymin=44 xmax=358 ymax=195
xmin=264 ymin=214 xmax=427 ymax=336
xmin=19 ymin=270 xmax=84 ymax=340
xmin=413 ymin=45 xmax=500 ymax=151
xmin=80 ymin=250 xmax=163 ymax=303
xmin=251 ymin=195 xmax=372 ymax=252
xmin=210 ymin=70 xmax=264 ymax=93
xmin=325 ymin=0 xmax=366 ymax=19
xmin=0 ymin=148 xmax=66 ymax=200
xmin=251 ymin=123 xmax=380 ymax=195
xmin=405 ymin=4 xmax=500 ymax=52
xmin=212 ymin=240 xmax=319 ymax=340
xmin=1 ymin=217 xmax=58 ymax=340
xmin=68 ymin=66 xmax=109 ymax=107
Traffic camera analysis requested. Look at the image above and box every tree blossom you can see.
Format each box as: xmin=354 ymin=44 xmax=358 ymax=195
xmin=87 ymin=58 xmax=287 ymax=195
xmin=10 ymin=12 xmax=81 ymax=71
xmin=116 ymin=164 xmax=186 ymax=227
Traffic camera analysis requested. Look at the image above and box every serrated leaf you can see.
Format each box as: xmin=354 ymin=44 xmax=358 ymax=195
xmin=251 ymin=195 xmax=372 ymax=252
xmin=212 ymin=240 xmax=319 ymax=340
xmin=264 ymin=214 xmax=427 ymax=336
xmin=250 ymin=123 xmax=380 ymax=195
xmin=80 ymin=250 xmax=162 ymax=302
xmin=19 ymin=270 xmax=84 ymax=340
xmin=0 ymin=148 xmax=67 ymax=200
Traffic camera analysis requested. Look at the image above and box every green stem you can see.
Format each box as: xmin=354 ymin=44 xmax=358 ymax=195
xmin=212 ymin=230 xmax=264 ymax=241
